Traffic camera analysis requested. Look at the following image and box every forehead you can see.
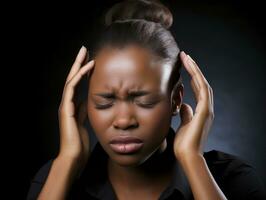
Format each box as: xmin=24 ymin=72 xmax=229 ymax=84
xmin=95 ymin=44 xmax=159 ymax=72
xmin=90 ymin=45 xmax=171 ymax=93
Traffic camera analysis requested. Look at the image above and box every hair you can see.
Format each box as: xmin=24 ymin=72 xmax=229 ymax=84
xmin=91 ymin=0 xmax=182 ymax=93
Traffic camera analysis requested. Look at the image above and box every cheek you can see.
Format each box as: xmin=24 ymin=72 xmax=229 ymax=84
xmin=137 ymin=102 xmax=172 ymax=142
xmin=139 ymin=101 xmax=172 ymax=125
xmin=87 ymin=102 xmax=111 ymax=141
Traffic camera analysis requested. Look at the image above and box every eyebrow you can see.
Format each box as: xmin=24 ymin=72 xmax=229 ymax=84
xmin=93 ymin=90 xmax=152 ymax=98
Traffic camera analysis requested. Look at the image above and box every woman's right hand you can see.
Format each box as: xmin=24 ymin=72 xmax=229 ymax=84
xmin=57 ymin=46 xmax=95 ymax=174
xmin=37 ymin=47 xmax=95 ymax=200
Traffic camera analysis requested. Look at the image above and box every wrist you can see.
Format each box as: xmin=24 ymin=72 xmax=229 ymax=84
xmin=175 ymin=150 xmax=204 ymax=166
xmin=55 ymin=154 xmax=82 ymax=178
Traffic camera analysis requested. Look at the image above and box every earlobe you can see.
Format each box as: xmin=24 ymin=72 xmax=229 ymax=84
xmin=171 ymin=99 xmax=180 ymax=116
xmin=172 ymin=105 xmax=180 ymax=116
xmin=171 ymin=83 xmax=184 ymax=116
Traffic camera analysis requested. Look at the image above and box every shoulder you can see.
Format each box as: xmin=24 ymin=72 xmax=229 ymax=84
xmin=26 ymin=159 xmax=54 ymax=200
xmin=203 ymin=149 xmax=251 ymax=174
xmin=203 ymin=149 xmax=266 ymax=200
xmin=26 ymin=144 xmax=102 ymax=200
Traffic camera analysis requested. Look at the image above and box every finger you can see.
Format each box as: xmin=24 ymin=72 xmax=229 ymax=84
xmin=185 ymin=53 xmax=207 ymax=84
xmin=66 ymin=46 xmax=88 ymax=83
xmin=191 ymin=78 xmax=200 ymax=102
xmin=87 ymin=63 xmax=95 ymax=79
xmin=186 ymin=55 xmax=211 ymax=101
xmin=187 ymin=55 xmax=205 ymax=81
xmin=84 ymin=50 xmax=89 ymax=63
xmin=180 ymin=51 xmax=194 ymax=76
xmin=179 ymin=103 xmax=193 ymax=126
xmin=208 ymin=86 xmax=214 ymax=113
xmin=209 ymin=86 xmax=213 ymax=107
xmin=180 ymin=52 xmax=210 ymax=101
xmin=180 ymin=52 xmax=212 ymax=116
xmin=62 ymin=60 xmax=95 ymax=103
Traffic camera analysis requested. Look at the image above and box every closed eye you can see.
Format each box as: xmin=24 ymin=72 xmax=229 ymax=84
xmin=136 ymin=101 xmax=156 ymax=108
xmin=94 ymin=104 xmax=113 ymax=109
xmin=94 ymin=101 xmax=157 ymax=109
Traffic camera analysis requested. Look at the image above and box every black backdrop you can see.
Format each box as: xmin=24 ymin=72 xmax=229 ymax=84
xmin=6 ymin=0 xmax=265 ymax=198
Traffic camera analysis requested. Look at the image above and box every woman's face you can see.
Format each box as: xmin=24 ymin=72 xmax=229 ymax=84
xmin=87 ymin=44 xmax=175 ymax=167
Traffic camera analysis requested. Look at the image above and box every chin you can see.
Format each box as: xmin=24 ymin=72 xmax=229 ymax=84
xmin=109 ymin=154 xmax=147 ymax=167
xmin=108 ymin=150 xmax=156 ymax=167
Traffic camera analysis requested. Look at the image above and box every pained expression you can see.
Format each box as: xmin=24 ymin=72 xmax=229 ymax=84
xmin=87 ymin=45 xmax=174 ymax=167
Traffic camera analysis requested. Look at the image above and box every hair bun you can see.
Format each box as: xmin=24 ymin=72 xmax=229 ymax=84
xmin=104 ymin=0 xmax=173 ymax=29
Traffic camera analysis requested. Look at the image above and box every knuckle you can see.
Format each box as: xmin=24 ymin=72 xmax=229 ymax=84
xmin=58 ymin=104 xmax=63 ymax=114
xmin=209 ymin=86 xmax=213 ymax=93
xmin=207 ymin=109 xmax=215 ymax=119
xmin=202 ymin=108 xmax=214 ymax=119
xmin=65 ymin=80 xmax=71 ymax=87
xmin=209 ymin=111 xmax=215 ymax=119
xmin=202 ymin=83 xmax=208 ymax=91
xmin=58 ymin=103 xmax=66 ymax=116
xmin=65 ymin=81 xmax=73 ymax=89
xmin=58 ymin=107 xmax=62 ymax=117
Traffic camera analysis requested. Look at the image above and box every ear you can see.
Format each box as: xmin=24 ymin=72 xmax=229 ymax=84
xmin=170 ymin=82 xmax=184 ymax=116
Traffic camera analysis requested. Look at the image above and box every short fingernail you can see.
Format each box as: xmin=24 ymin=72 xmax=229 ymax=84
xmin=180 ymin=51 xmax=186 ymax=57
xmin=81 ymin=45 xmax=87 ymax=51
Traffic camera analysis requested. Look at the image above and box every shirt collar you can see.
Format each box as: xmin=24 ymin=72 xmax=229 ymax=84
xmin=81 ymin=127 xmax=193 ymax=200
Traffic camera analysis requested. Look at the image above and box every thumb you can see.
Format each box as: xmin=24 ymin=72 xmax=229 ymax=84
xmin=179 ymin=103 xmax=193 ymax=126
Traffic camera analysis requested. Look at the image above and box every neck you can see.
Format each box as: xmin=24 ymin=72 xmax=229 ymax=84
xmin=107 ymin=138 xmax=175 ymax=189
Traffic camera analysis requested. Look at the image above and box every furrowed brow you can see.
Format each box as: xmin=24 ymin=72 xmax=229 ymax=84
xmin=93 ymin=90 xmax=152 ymax=98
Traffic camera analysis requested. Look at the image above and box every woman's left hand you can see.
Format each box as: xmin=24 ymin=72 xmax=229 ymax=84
xmin=173 ymin=51 xmax=214 ymax=161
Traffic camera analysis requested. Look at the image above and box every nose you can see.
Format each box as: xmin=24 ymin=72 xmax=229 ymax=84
xmin=112 ymin=103 xmax=138 ymax=130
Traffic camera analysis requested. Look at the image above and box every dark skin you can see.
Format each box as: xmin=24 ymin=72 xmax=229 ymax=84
xmin=87 ymin=44 xmax=183 ymax=199
xmin=38 ymin=45 xmax=227 ymax=200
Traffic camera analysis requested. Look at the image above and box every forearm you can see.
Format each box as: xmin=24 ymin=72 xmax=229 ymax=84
xmin=37 ymin=156 xmax=79 ymax=200
xmin=178 ymin=153 xmax=227 ymax=200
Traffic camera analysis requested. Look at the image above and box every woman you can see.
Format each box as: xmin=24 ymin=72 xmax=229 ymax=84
xmin=27 ymin=0 xmax=266 ymax=199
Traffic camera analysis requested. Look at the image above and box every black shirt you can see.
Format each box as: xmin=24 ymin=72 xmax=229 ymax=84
xmin=27 ymin=127 xmax=266 ymax=200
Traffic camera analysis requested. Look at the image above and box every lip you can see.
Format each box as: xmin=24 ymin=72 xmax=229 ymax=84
xmin=109 ymin=136 xmax=144 ymax=154
xmin=109 ymin=136 xmax=143 ymax=144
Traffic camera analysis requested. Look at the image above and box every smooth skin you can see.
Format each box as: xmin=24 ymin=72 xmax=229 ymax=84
xmin=37 ymin=46 xmax=94 ymax=200
xmin=174 ymin=52 xmax=227 ymax=200
xmin=37 ymin=46 xmax=227 ymax=200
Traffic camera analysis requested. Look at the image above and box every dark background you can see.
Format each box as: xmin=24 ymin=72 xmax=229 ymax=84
xmin=6 ymin=0 xmax=265 ymax=198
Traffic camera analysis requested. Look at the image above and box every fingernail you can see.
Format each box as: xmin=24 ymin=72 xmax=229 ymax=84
xmin=180 ymin=51 xmax=186 ymax=57
xmin=80 ymin=45 xmax=87 ymax=52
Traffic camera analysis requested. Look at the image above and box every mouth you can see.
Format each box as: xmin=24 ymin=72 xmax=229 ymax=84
xmin=109 ymin=136 xmax=144 ymax=154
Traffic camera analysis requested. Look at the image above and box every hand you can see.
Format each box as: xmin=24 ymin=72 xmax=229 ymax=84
xmin=173 ymin=51 xmax=214 ymax=161
xmin=57 ymin=46 xmax=95 ymax=174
